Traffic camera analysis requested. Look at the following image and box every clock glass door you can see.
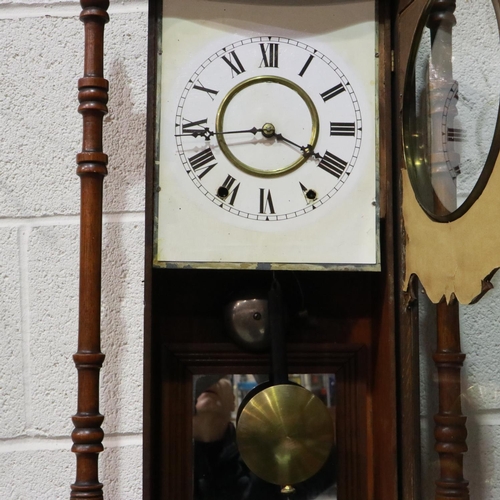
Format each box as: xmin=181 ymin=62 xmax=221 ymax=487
xmin=403 ymin=0 xmax=500 ymax=220
xmin=193 ymin=373 xmax=337 ymax=500
xmin=154 ymin=0 xmax=379 ymax=269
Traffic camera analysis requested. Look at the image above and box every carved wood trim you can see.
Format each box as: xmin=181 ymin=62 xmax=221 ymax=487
xmin=159 ymin=343 xmax=369 ymax=500
xmin=71 ymin=1 xmax=109 ymax=498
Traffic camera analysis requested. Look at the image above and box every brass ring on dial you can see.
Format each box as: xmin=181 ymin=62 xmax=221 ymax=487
xmin=236 ymin=384 xmax=335 ymax=486
xmin=216 ymin=75 xmax=320 ymax=177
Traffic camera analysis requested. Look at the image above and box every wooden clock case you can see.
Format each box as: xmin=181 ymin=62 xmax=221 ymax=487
xmin=72 ymin=0 xmax=489 ymax=499
xmin=142 ymin=1 xmax=417 ymax=500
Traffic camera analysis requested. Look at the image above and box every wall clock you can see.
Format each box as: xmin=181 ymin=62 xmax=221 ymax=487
xmin=395 ymin=1 xmax=500 ymax=499
xmin=154 ymin=0 xmax=379 ymax=269
xmin=142 ymin=0 xmax=399 ymax=498
xmin=141 ymin=0 xmax=401 ymax=498
xmin=74 ymin=0 xmax=500 ymax=498
xmin=72 ymin=0 xmax=498 ymax=500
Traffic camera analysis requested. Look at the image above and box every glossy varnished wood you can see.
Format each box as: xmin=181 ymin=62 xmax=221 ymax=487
xmin=146 ymin=263 xmax=397 ymax=500
xmin=394 ymin=1 xmax=423 ymax=497
xmin=143 ymin=0 xmax=162 ymax=496
xmin=72 ymin=0 xmax=109 ymax=498
xmin=168 ymin=343 xmax=369 ymax=500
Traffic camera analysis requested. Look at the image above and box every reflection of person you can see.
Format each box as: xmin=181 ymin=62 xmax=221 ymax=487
xmin=193 ymin=375 xmax=235 ymax=443
xmin=193 ymin=375 xmax=250 ymax=500
xmin=193 ymin=375 xmax=337 ymax=500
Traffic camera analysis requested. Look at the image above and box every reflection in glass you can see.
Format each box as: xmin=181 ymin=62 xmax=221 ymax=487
xmin=193 ymin=374 xmax=337 ymax=500
xmin=404 ymin=0 xmax=500 ymax=219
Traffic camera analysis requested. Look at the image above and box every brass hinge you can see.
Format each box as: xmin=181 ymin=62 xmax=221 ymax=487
xmin=391 ymin=49 xmax=395 ymax=72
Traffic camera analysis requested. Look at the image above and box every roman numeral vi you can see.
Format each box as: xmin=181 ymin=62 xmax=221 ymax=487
xmin=259 ymin=189 xmax=275 ymax=214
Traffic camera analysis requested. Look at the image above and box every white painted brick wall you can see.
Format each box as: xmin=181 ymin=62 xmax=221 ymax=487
xmin=0 ymin=228 xmax=25 ymax=439
xmin=1 ymin=0 xmax=499 ymax=498
xmin=0 ymin=1 xmax=147 ymax=498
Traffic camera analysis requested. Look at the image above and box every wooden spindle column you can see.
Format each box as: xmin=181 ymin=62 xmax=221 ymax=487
xmin=434 ymin=299 xmax=469 ymax=500
xmin=71 ymin=1 xmax=109 ymax=498
xmin=427 ymin=2 xmax=469 ymax=499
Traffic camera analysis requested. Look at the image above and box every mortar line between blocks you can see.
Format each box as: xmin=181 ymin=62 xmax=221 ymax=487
xmin=18 ymin=225 xmax=33 ymax=431
xmin=0 ymin=433 xmax=142 ymax=453
xmin=0 ymin=212 xmax=144 ymax=228
xmin=0 ymin=1 xmax=147 ymax=20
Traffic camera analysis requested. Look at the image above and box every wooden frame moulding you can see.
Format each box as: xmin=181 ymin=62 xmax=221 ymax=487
xmin=394 ymin=1 xmax=422 ymax=499
xmin=160 ymin=343 xmax=369 ymax=500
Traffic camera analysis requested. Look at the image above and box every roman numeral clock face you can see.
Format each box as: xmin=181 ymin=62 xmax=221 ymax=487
xmin=156 ymin=16 xmax=378 ymax=268
xmin=176 ymin=37 xmax=361 ymax=221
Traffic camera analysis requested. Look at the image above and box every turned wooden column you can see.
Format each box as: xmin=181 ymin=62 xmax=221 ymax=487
xmin=427 ymin=2 xmax=469 ymax=499
xmin=434 ymin=299 xmax=469 ymax=500
xmin=71 ymin=1 xmax=109 ymax=498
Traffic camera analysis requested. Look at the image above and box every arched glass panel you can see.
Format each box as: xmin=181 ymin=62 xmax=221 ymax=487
xmin=404 ymin=0 xmax=500 ymax=221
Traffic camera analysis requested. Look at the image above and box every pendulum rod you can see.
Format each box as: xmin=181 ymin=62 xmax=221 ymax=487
xmin=268 ymin=277 xmax=288 ymax=386
xmin=71 ymin=0 xmax=109 ymax=498
xmin=427 ymin=2 xmax=469 ymax=499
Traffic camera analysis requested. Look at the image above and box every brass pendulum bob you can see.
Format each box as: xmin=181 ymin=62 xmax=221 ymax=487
xmin=236 ymin=278 xmax=335 ymax=488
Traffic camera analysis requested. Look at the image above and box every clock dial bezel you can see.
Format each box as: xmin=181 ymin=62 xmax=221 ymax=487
xmin=215 ymin=75 xmax=320 ymax=177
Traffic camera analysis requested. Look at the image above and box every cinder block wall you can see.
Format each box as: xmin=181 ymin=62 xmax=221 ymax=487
xmin=0 ymin=1 xmax=147 ymax=498
xmin=1 ymin=1 xmax=500 ymax=499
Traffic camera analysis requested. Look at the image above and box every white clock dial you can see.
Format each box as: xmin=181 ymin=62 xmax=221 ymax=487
xmin=175 ymin=37 xmax=362 ymax=222
xmin=156 ymin=0 xmax=378 ymax=268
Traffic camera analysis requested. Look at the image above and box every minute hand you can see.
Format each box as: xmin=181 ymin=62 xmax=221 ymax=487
xmin=274 ymin=133 xmax=321 ymax=159
xmin=214 ymin=126 xmax=262 ymax=136
xmin=175 ymin=126 xmax=262 ymax=139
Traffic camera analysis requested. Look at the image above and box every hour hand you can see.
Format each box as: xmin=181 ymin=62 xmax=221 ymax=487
xmin=274 ymin=132 xmax=321 ymax=159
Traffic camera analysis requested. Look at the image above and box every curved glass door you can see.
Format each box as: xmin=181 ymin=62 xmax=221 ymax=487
xmin=404 ymin=0 xmax=500 ymax=220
